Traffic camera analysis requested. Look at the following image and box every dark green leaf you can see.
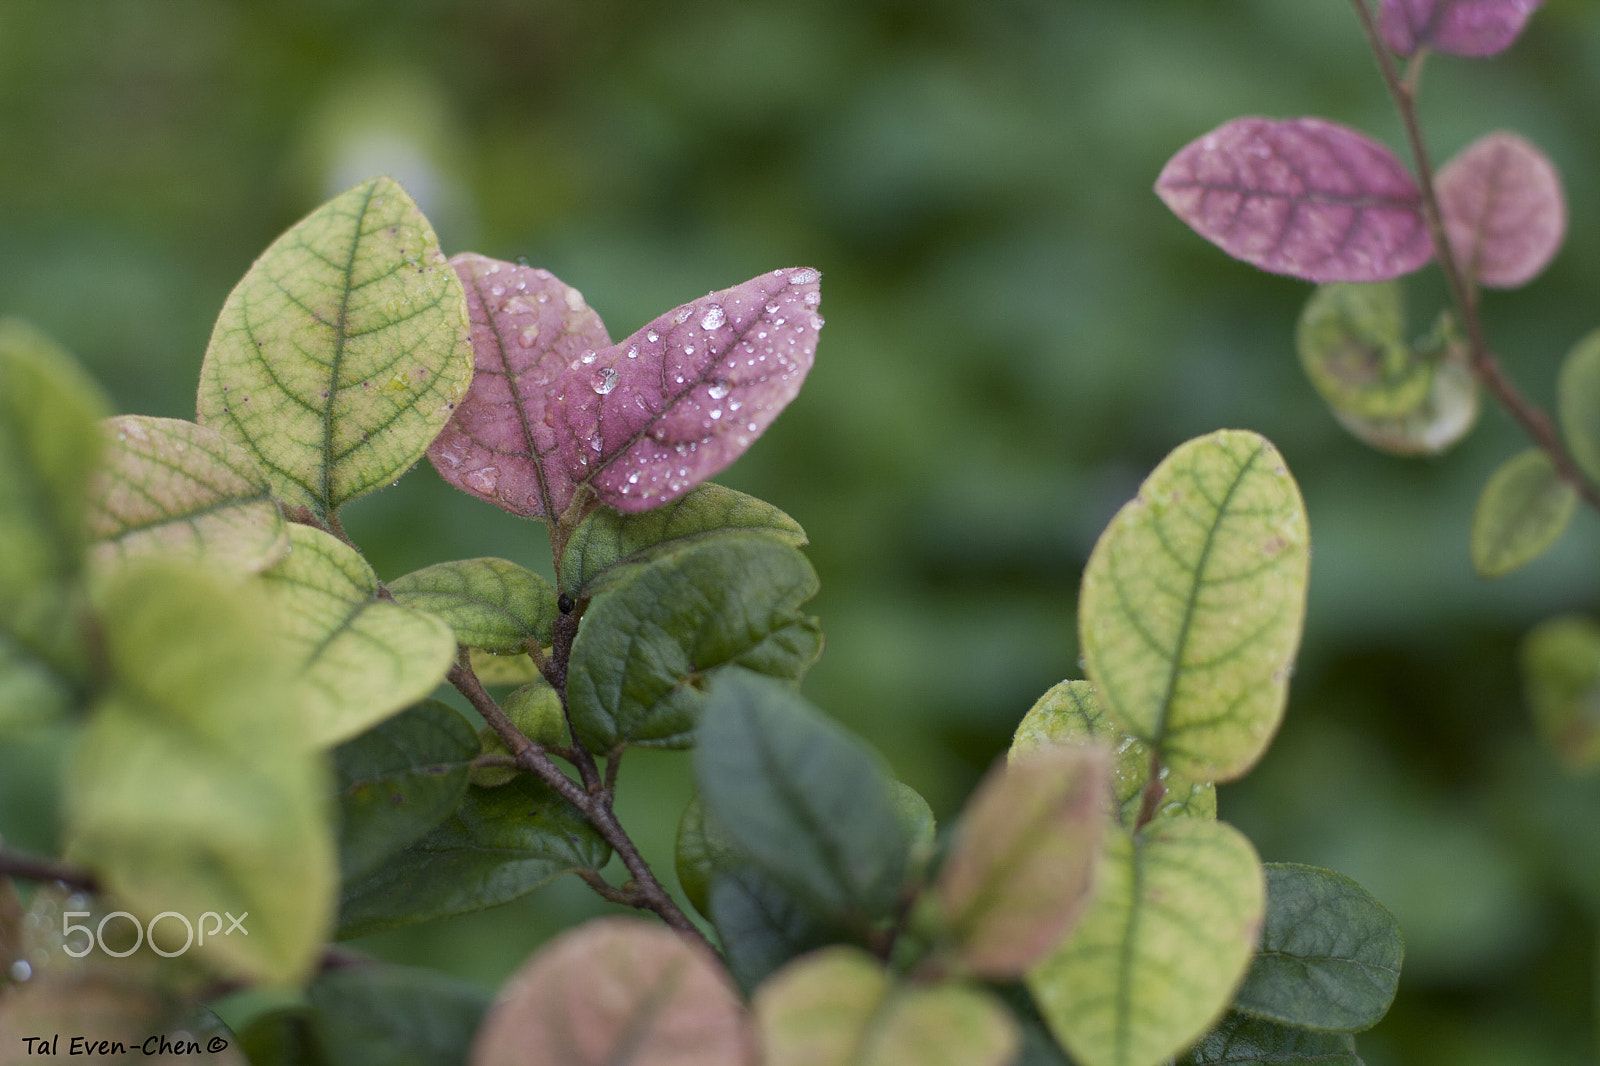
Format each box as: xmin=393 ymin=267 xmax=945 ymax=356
xmin=1178 ymin=1013 xmax=1362 ymax=1065
xmin=559 ymin=482 xmax=807 ymax=598
xmin=1233 ymin=864 xmax=1402 ymax=1032
xmin=1520 ymin=616 xmax=1600 ymax=770
xmin=693 ymin=669 xmax=909 ymax=921
xmin=307 ymin=963 xmax=490 ymax=1066
xmin=389 ymin=558 xmax=558 ymax=651
xmin=709 ymin=866 xmax=843 ymax=993
xmin=236 ymin=1008 xmax=327 ymax=1066
xmin=0 ymin=320 xmax=108 ymax=729
xmin=1557 ymin=329 xmax=1600 ymax=484
xmin=337 ymin=777 xmax=609 ymax=938
xmin=1470 ymin=449 xmax=1575 ymax=578
xmin=567 ymin=536 xmax=822 ymax=751
xmin=332 ymin=700 xmax=478 ymax=882
xmin=675 ymin=793 xmax=742 ymax=919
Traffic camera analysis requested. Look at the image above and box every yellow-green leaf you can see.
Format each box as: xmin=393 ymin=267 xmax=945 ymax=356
xmin=1521 ymin=615 xmax=1600 ymax=770
xmin=1028 ymin=820 xmax=1266 ymax=1066
xmin=196 ymin=177 xmax=473 ymax=521
xmin=469 ymin=647 xmax=542 ymax=686
xmin=259 ymin=523 xmax=455 ymax=746
xmin=755 ymin=946 xmax=1018 ymax=1066
xmin=1557 ymin=329 xmax=1600 ymax=484
xmin=89 ymin=416 xmax=287 ymax=574
xmin=65 ymin=564 xmax=334 ymax=985
xmin=389 ymin=557 xmax=557 ymax=651
xmin=1079 ymin=431 xmax=1309 ymax=781
xmin=937 ymin=745 xmax=1109 ymax=978
xmin=1330 ymin=341 xmax=1479 ymax=456
xmin=1297 ymin=283 xmax=1433 ymax=419
xmin=1470 ymin=449 xmax=1575 ymax=578
xmin=0 ymin=320 xmax=108 ymax=728
xmin=1010 ymin=681 xmax=1215 ymax=827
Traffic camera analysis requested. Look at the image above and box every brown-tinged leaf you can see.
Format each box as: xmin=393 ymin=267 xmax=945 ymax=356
xmin=1436 ymin=131 xmax=1565 ymax=288
xmin=89 ymin=416 xmax=287 ymax=574
xmin=470 ymin=917 xmax=753 ymax=1066
xmin=937 ymin=745 xmax=1110 ymax=978
xmin=430 ymin=256 xmax=820 ymax=517
xmin=1156 ymin=118 xmax=1431 ymax=283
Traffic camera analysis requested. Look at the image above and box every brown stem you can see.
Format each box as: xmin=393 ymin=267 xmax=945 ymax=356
xmin=1134 ymin=752 xmax=1167 ymax=832
xmin=447 ymin=652 xmax=713 ymax=951
xmin=578 ymin=868 xmax=639 ymax=907
xmin=1348 ymin=0 xmax=1600 ymax=513
xmin=0 ymin=850 xmax=98 ymax=892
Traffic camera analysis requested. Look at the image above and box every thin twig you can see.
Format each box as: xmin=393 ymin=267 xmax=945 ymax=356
xmin=578 ymin=869 xmax=638 ymax=907
xmin=448 ymin=651 xmax=714 ymax=950
xmin=1348 ymin=0 xmax=1600 ymax=513
xmin=0 ymin=850 xmax=98 ymax=892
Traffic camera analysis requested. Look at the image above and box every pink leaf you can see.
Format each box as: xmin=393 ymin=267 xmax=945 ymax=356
xmin=1436 ymin=131 xmax=1565 ymax=289
xmin=1156 ymin=117 xmax=1432 ymax=283
xmin=470 ymin=917 xmax=754 ymax=1066
xmin=429 ymin=255 xmax=821 ymax=518
xmin=1380 ymin=0 xmax=1543 ymax=58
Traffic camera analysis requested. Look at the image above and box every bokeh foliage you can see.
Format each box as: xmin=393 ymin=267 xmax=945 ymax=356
xmin=4 ymin=1 xmax=1600 ymax=1061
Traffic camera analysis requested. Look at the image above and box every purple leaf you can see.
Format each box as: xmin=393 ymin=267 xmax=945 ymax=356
xmin=429 ymin=255 xmax=821 ymax=518
xmin=1380 ymin=0 xmax=1543 ymax=58
xmin=1156 ymin=117 xmax=1432 ymax=283
xmin=1436 ymin=131 xmax=1565 ymax=289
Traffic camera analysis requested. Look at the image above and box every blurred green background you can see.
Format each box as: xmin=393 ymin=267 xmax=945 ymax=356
xmin=5 ymin=0 xmax=1600 ymax=1060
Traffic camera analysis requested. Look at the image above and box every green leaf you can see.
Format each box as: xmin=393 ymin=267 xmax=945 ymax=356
xmin=1520 ymin=616 xmax=1600 ymax=770
xmin=755 ymin=946 xmax=1020 ymax=1066
xmin=88 ymin=415 xmax=288 ymax=575
xmin=468 ymin=647 xmax=542 ymax=685
xmin=567 ymin=536 xmax=822 ymax=751
xmin=695 ymin=669 xmax=909 ymax=921
xmin=337 ymin=776 xmax=609 ymax=938
xmin=332 ymin=700 xmax=478 ymax=882
xmin=1029 ymin=819 xmax=1266 ymax=1066
xmin=1233 ymin=864 xmax=1402 ymax=1032
xmin=937 ymin=745 xmax=1109 ymax=979
xmin=675 ymin=793 xmax=743 ymax=919
xmin=1557 ymin=329 xmax=1600 ymax=484
xmin=889 ymin=779 xmax=938 ymax=881
xmin=1470 ymin=449 xmax=1575 ymax=578
xmin=307 ymin=963 xmax=490 ymax=1066
xmin=0 ymin=320 xmax=109 ymax=728
xmin=196 ymin=176 xmax=473 ymax=521
xmin=1079 ymin=431 xmax=1309 ymax=782
xmin=559 ymin=482 xmax=807 ymax=598
xmin=236 ymin=1009 xmax=327 ymax=1066
xmin=389 ymin=557 xmax=557 ymax=651
xmin=1297 ymin=283 xmax=1433 ymax=419
xmin=1177 ymin=1013 xmax=1362 ymax=1066
xmin=260 ymin=523 xmax=456 ymax=746
xmin=710 ymin=866 xmax=845 ymax=994
xmin=1330 ymin=340 xmax=1479 ymax=456
xmin=471 ymin=917 xmax=752 ymax=1066
xmin=65 ymin=564 xmax=335 ymax=984
xmin=1011 ymin=681 xmax=1215 ymax=827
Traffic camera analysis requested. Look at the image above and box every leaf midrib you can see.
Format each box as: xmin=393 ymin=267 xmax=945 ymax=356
xmin=321 ymin=181 xmax=379 ymax=516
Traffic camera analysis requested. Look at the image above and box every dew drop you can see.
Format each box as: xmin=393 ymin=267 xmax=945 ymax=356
xmin=627 ymin=345 xmax=639 ymax=359
xmin=580 ymin=349 xmax=598 ymax=365
xmin=565 ymin=288 xmax=587 ymax=311
xmin=10 ymin=960 xmax=31 ymax=982
xmin=628 ymin=472 xmax=640 ymax=484
xmin=673 ymin=306 xmax=693 ymax=325
xmin=747 ymin=422 xmax=758 ymax=432
xmin=811 ymin=314 xmax=826 ymax=329
xmin=519 ymin=324 xmax=541 ymax=348
xmin=515 ymin=255 xmax=530 ymax=266
xmin=728 ymin=399 xmax=742 ymax=412
xmin=764 ymin=301 xmax=781 ymax=314
xmin=710 ymin=409 xmax=723 ymax=420
xmin=684 ymin=345 xmax=695 ymax=356
xmin=700 ymin=306 xmax=726 ymax=330
xmin=789 ymin=267 xmax=820 ymax=285
xmin=708 ymin=381 xmax=730 ymax=400
xmin=466 ymin=466 xmax=501 ymax=495
xmin=593 ymin=367 xmax=619 ymax=395
xmin=490 ymin=285 xmax=505 ymax=297
xmin=803 ymin=290 xmax=821 ymax=307
xmin=647 ymin=330 xmax=660 ymax=343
